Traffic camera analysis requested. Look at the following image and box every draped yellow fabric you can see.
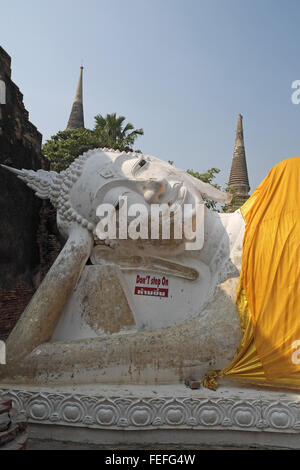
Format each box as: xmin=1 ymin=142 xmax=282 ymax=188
xmin=221 ymin=157 xmax=300 ymax=389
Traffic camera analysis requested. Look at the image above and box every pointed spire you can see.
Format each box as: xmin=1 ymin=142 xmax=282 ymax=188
xmin=228 ymin=114 xmax=250 ymax=198
xmin=67 ymin=67 xmax=84 ymax=130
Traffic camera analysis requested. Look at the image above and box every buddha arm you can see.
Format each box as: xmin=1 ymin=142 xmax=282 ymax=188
xmin=4 ymin=227 xmax=93 ymax=364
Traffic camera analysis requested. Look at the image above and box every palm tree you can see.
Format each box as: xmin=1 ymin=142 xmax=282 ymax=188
xmin=93 ymin=113 xmax=144 ymax=152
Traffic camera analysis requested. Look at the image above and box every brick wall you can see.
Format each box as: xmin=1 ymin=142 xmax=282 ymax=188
xmin=0 ymin=283 xmax=35 ymax=341
xmin=0 ymin=47 xmax=63 ymax=340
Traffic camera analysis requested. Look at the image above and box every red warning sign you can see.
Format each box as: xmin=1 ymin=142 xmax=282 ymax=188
xmin=134 ymin=286 xmax=169 ymax=298
xmin=134 ymin=275 xmax=169 ymax=298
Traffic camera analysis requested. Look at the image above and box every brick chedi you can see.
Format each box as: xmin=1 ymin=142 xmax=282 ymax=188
xmin=0 ymin=47 xmax=42 ymax=294
xmin=228 ymin=114 xmax=250 ymax=206
xmin=66 ymin=66 xmax=84 ymax=129
xmin=0 ymin=47 xmax=62 ymax=341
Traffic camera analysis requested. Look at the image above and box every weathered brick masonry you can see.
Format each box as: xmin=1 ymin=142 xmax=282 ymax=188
xmin=0 ymin=47 xmax=62 ymax=340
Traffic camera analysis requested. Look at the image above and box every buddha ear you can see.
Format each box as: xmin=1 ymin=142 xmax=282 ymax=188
xmin=1 ymin=165 xmax=61 ymax=207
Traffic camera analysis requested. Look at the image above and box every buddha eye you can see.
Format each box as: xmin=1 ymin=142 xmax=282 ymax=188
xmin=132 ymin=157 xmax=149 ymax=176
xmin=139 ymin=159 xmax=147 ymax=168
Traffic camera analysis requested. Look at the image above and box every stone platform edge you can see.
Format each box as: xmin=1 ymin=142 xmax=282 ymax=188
xmin=1 ymin=383 xmax=300 ymax=436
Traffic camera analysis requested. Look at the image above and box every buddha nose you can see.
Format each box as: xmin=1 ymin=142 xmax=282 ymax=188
xmin=143 ymin=179 xmax=167 ymax=204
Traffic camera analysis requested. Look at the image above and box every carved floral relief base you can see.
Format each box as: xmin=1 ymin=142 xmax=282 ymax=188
xmin=1 ymin=383 xmax=300 ymax=442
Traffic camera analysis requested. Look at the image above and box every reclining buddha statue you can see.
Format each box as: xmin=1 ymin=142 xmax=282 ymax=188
xmin=1 ymin=150 xmax=300 ymax=391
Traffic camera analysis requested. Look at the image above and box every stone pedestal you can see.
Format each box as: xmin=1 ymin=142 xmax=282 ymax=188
xmin=1 ymin=381 xmax=300 ymax=449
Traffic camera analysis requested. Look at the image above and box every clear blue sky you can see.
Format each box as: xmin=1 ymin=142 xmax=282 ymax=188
xmin=1 ymin=0 xmax=300 ymax=191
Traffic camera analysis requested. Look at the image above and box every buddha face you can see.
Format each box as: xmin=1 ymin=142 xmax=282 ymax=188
xmin=6 ymin=148 xmax=228 ymax=253
xmin=67 ymin=149 xmax=207 ymax=253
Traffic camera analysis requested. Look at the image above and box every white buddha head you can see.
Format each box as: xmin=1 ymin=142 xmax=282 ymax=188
xmin=2 ymin=148 xmax=230 ymax=254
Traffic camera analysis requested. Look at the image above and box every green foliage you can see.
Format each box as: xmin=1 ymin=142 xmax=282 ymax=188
xmin=187 ymin=167 xmax=221 ymax=210
xmin=187 ymin=167 xmax=221 ymax=187
xmin=43 ymin=129 xmax=99 ymax=173
xmin=43 ymin=113 xmax=144 ymax=172
xmin=94 ymin=113 xmax=144 ymax=152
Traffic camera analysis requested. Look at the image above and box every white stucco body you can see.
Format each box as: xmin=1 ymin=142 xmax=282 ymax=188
xmin=52 ymin=209 xmax=244 ymax=348
xmin=1 ymin=149 xmax=244 ymax=385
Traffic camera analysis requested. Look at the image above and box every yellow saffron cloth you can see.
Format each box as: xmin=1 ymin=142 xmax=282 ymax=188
xmin=221 ymin=157 xmax=300 ymax=389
